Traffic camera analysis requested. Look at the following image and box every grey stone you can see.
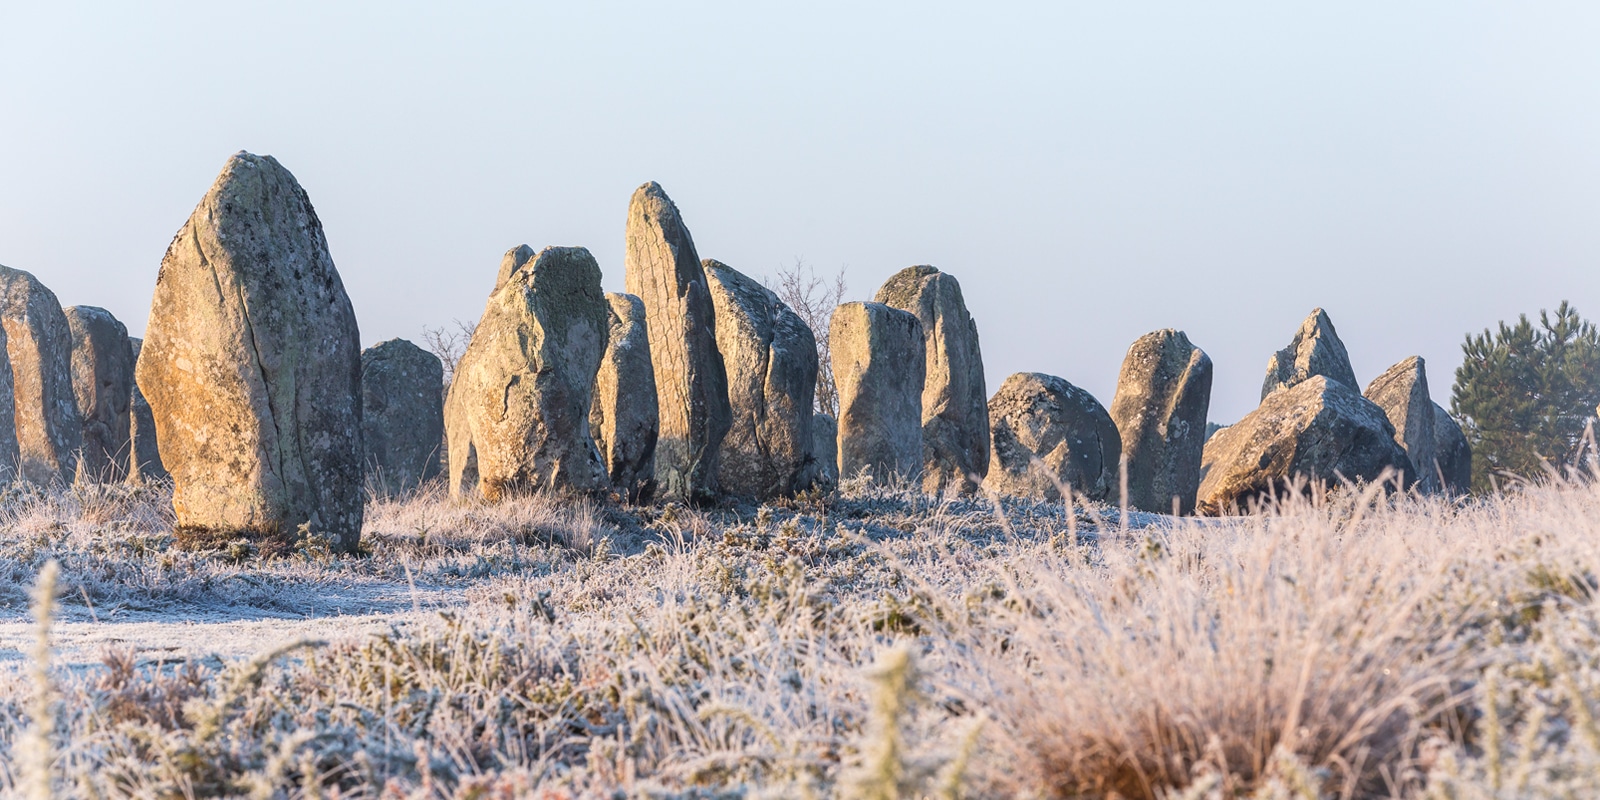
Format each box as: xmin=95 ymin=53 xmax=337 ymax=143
xmin=0 ymin=265 xmax=82 ymax=485
xmin=494 ymin=244 xmax=535 ymax=293
xmin=874 ymin=266 xmax=989 ymax=495
xmin=1109 ymin=329 xmax=1212 ymax=514
xmin=137 ymin=151 xmax=364 ymax=552
xmin=623 ymin=182 xmax=731 ymax=503
xmin=812 ymin=412 xmax=839 ymax=487
xmin=361 ymin=339 xmax=444 ymax=497
xmin=983 ymin=372 xmax=1121 ymax=502
xmin=1199 ymin=376 xmax=1410 ymax=514
xmin=446 ymin=246 xmax=609 ymax=500
xmin=1364 ymin=356 xmax=1436 ymax=493
xmin=830 ymin=302 xmax=925 ymax=484
xmin=590 ymin=292 xmax=659 ymax=504
xmin=127 ymin=337 xmax=167 ymax=483
xmin=704 ymin=259 xmax=817 ymax=499
xmin=65 ymin=306 xmax=134 ymax=483
xmin=1433 ymin=403 xmax=1472 ymax=497
xmin=1261 ymin=308 xmax=1359 ymax=400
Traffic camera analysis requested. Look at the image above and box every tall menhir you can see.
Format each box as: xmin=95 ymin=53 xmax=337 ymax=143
xmin=137 ymin=151 xmax=364 ymax=553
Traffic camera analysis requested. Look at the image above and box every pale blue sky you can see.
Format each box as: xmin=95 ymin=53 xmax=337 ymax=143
xmin=2 ymin=2 xmax=1597 ymax=422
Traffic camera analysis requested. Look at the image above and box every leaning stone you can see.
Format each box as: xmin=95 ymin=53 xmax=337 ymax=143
xmin=1109 ymin=329 xmax=1212 ymax=514
xmin=1199 ymin=376 xmax=1410 ymax=514
xmin=137 ymin=151 xmax=364 ymax=553
xmin=1433 ymin=403 xmax=1472 ymax=497
xmin=830 ymin=302 xmax=925 ymax=484
xmin=361 ymin=339 xmax=444 ymax=497
xmin=1261 ymin=308 xmax=1359 ymax=400
xmin=65 ymin=306 xmax=134 ymax=482
xmin=874 ymin=266 xmax=988 ymax=495
xmin=0 ymin=265 xmax=83 ymax=484
xmin=812 ymin=412 xmax=839 ymax=487
xmin=704 ymin=259 xmax=817 ymax=499
xmin=590 ymin=292 xmax=659 ymax=504
xmin=127 ymin=337 xmax=167 ymax=483
xmin=1364 ymin=356 xmax=1436 ymax=493
xmin=624 ymin=182 xmax=732 ymax=503
xmin=983 ymin=372 xmax=1121 ymax=502
xmin=446 ymin=246 xmax=610 ymax=500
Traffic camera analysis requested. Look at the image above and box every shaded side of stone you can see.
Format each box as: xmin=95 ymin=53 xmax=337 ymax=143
xmin=127 ymin=337 xmax=168 ymax=483
xmin=830 ymin=302 xmax=925 ymax=484
xmin=1364 ymin=356 xmax=1436 ymax=493
xmin=361 ymin=338 xmax=445 ymax=497
xmin=590 ymin=292 xmax=659 ymax=504
xmin=1433 ymin=402 xmax=1472 ymax=497
xmin=65 ymin=305 xmax=134 ymax=483
xmin=1109 ymin=329 xmax=1212 ymax=514
xmin=812 ymin=412 xmax=839 ymax=488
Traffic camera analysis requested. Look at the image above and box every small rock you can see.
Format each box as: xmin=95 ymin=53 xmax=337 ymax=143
xmin=831 ymin=302 xmax=925 ymax=484
xmin=1109 ymin=329 xmax=1212 ymax=514
xmin=590 ymin=292 xmax=659 ymax=504
xmin=1199 ymin=376 xmax=1410 ymax=514
xmin=1261 ymin=308 xmax=1359 ymax=400
xmin=983 ymin=372 xmax=1121 ymax=502
xmin=874 ymin=265 xmax=989 ymax=494
xmin=361 ymin=339 xmax=445 ymax=497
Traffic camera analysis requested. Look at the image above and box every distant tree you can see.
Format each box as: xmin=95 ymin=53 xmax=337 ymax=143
xmin=768 ymin=259 xmax=849 ymax=418
xmin=420 ymin=318 xmax=478 ymax=392
xmin=1451 ymin=301 xmax=1600 ymax=492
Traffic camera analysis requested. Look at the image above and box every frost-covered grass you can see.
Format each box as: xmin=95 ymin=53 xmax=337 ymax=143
xmin=1 ymin=473 xmax=1600 ymax=798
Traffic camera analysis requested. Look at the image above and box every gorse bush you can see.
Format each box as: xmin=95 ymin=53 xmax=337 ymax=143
xmin=5 ymin=476 xmax=1600 ymax=797
xmin=1452 ymin=300 xmax=1600 ymax=493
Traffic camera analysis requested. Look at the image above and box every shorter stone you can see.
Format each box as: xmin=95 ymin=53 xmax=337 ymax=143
xmin=830 ymin=302 xmax=925 ymax=484
xmin=812 ymin=412 xmax=839 ymax=487
xmin=361 ymin=339 xmax=445 ymax=496
xmin=127 ymin=337 xmax=167 ymax=483
xmin=1363 ymin=356 xmax=1435 ymax=493
xmin=0 ymin=264 xmax=83 ymax=484
xmin=1433 ymin=403 xmax=1472 ymax=497
xmin=1199 ymin=376 xmax=1410 ymax=514
xmin=590 ymin=292 xmax=659 ymax=504
xmin=1261 ymin=308 xmax=1359 ymax=400
xmin=983 ymin=372 xmax=1121 ymax=502
xmin=1109 ymin=329 xmax=1212 ymax=514
xmin=65 ymin=306 xmax=134 ymax=482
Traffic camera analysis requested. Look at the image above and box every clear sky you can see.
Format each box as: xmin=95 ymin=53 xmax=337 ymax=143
xmin=2 ymin=2 xmax=1597 ymax=423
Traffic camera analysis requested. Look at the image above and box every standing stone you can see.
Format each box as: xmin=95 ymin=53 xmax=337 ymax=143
xmin=983 ymin=372 xmax=1122 ymax=502
xmin=874 ymin=266 xmax=989 ymax=495
xmin=446 ymin=246 xmax=609 ymax=500
xmin=1198 ymin=376 xmax=1410 ymax=515
xmin=624 ymin=182 xmax=732 ymax=503
xmin=704 ymin=259 xmax=818 ymax=499
xmin=1433 ymin=403 xmax=1472 ymax=497
xmin=812 ymin=412 xmax=839 ymax=488
xmin=127 ymin=337 xmax=168 ymax=483
xmin=1261 ymin=308 xmax=1359 ymax=400
xmin=361 ymin=339 xmax=444 ymax=497
xmin=494 ymin=244 xmax=535 ymax=292
xmin=831 ymin=302 xmax=925 ymax=484
xmin=1364 ymin=356 xmax=1437 ymax=494
xmin=0 ymin=265 xmax=83 ymax=484
xmin=65 ymin=306 xmax=134 ymax=482
xmin=137 ymin=152 xmax=364 ymax=552
xmin=590 ymin=292 xmax=659 ymax=504
xmin=0 ymin=318 xmax=20 ymax=483
xmin=1109 ymin=329 xmax=1213 ymax=515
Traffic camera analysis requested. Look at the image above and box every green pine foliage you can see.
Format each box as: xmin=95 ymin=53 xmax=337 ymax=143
xmin=1451 ymin=301 xmax=1600 ymax=493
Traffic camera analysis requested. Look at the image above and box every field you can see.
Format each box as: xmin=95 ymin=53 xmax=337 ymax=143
xmin=1 ymin=472 xmax=1599 ymax=799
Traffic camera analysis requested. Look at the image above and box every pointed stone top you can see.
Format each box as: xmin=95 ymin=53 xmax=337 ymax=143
xmin=495 ymin=244 xmax=536 ymax=292
xmin=1261 ymin=307 xmax=1358 ymax=401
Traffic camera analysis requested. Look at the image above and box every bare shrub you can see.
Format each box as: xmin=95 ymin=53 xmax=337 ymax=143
xmin=769 ymin=258 xmax=848 ymax=417
xmin=420 ymin=318 xmax=478 ymax=390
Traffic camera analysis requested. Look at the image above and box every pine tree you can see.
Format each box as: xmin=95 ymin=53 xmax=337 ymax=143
xmin=1451 ymin=301 xmax=1600 ymax=493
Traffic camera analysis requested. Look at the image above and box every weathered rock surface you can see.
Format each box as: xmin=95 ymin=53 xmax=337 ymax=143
xmin=446 ymin=246 xmax=609 ymax=500
xmin=0 ymin=310 xmax=21 ymax=482
xmin=983 ymin=372 xmax=1122 ymax=502
xmin=590 ymin=292 xmax=659 ymax=504
xmin=494 ymin=244 xmax=535 ymax=293
xmin=874 ymin=266 xmax=988 ymax=495
xmin=812 ymin=412 xmax=839 ymax=487
xmin=1109 ymin=329 xmax=1212 ymax=514
xmin=0 ymin=265 xmax=83 ymax=484
xmin=65 ymin=306 xmax=134 ymax=482
xmin=1261 ymin=308 xmax=1359 ymax=400
xmin=704 ymin=259 xmax=817 ymax=499
xmin=1364 ymin=356 xmax=1436 ymax=493
xmin=1199 ymin=376 xmax=1411 ymax=514
xmin=624 ymin=182 xmax=731 ymax=503
xmin=830 ymin=302 xmax=925 ymax=484
xmin=137 ymin=151 xmax=364 ymax=552
xmin=127 ymin=337 xmax=167 ymax=483
xmin=1433 ymin=403 xmax=1472 ymax=497
xmin=361 ymin=339 xmax=444 ymax=496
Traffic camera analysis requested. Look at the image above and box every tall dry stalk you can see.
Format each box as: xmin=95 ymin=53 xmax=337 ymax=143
xmin=21 ymin=560 xmax=59 ymax=800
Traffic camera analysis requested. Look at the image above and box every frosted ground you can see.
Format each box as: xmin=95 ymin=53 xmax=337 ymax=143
xmin=2 ymin=474 xmax=1600 ymax=798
